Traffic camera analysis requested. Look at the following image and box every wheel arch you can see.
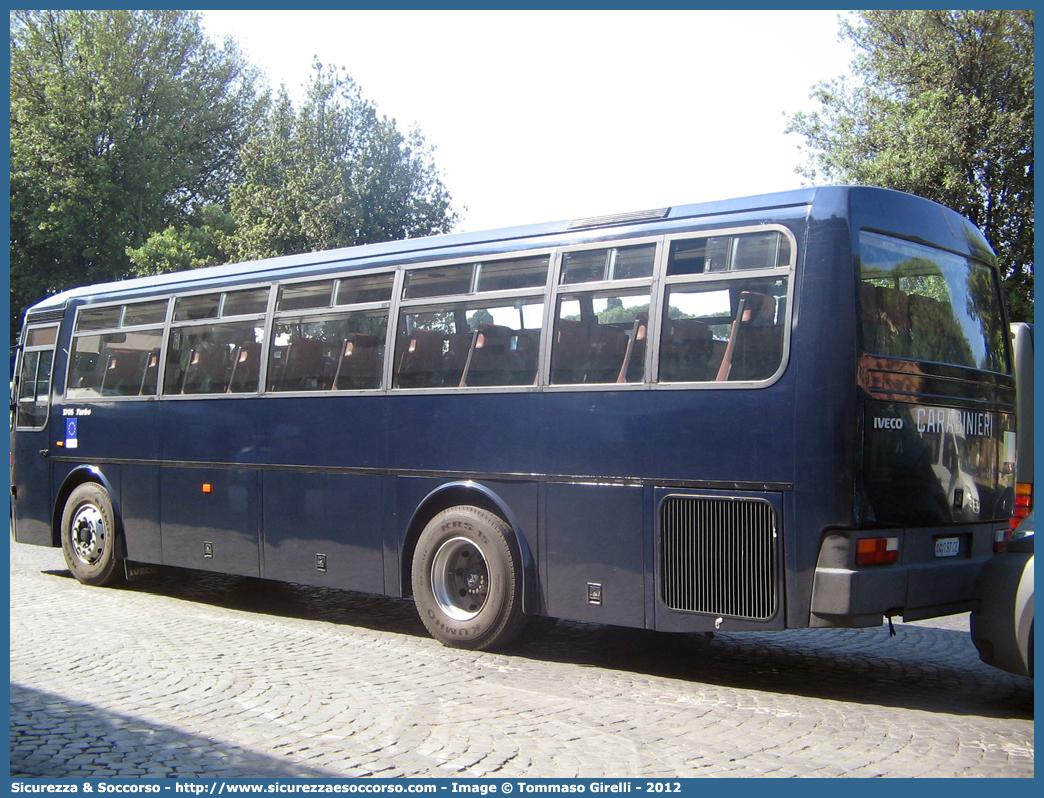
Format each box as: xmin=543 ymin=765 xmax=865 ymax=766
xmin=52 ymin=465 xmax=126 ymax=558
xmin=400 ymin=480 xmax=538 ymax=614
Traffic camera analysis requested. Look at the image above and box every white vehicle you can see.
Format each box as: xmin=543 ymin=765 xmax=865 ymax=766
xmin=971 ymin=511 xmax=1034 ymax=678
xmin=1008 ymin=322 xmax=1033 ymax=530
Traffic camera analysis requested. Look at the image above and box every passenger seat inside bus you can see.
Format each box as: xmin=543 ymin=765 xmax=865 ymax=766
xmin=660 ymin=318 xmax=714 ymax=382
xmin=716 ymin=291 xmax=783 ymax=382
xmin=100 ymin=349 xmax=148 ymax=396
xmin=334 ymin=333 xmax=381 ymax=390
xmin=460 ymin=324 xmax=542 ymax=387
xmin=276 ymin=337 xmax=325 ymax=391
xmin=180 ymin=345 xmax=234 ymax=394
xmin=140 ymin=349 xmax=160 ymax=395
xmin=227 ymin=341 xmax=261 ymax=393
xmin=617 ymin=314 xmax=647 ymax=383
xmin=396 ymin=329 xmax=467 ymax=388
xmin=551 ymin=317 xmax=645 ymax=384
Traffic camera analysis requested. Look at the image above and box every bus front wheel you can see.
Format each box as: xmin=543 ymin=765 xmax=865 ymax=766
xmin=412 ymin=505 xmax=526 ymax=650
xmin=60 ymin=483 xmax=124 ymax=587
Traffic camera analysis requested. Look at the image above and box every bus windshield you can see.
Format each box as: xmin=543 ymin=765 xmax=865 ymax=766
xmin=858 ymin=231 xmax=1010 ymax=374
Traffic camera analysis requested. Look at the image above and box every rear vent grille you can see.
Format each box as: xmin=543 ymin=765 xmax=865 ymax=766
xmin=25 ymin=309 xmax=65 ymax=324
xmin=660 ymin=496 xmax=778 ymax=620
xmin=567 ymin=207 xmax=670 ymax=231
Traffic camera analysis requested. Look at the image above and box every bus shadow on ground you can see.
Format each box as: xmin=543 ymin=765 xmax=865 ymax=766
xmin=10 ymin=683 xmax=337 ymax=779
xmin=46 ymin=565 xmax=1033 ymax=721
xmin=47 ymin=564 xmax=430 ymax=637
xmin=520 ymin=621 xmax=1034 ymax=721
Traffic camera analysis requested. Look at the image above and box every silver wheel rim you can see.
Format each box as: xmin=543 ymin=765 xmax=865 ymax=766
xmin=70 ymin=504 xmax=106 ymax=566
xmin=430 ymin=536 xmax=489 ymax=621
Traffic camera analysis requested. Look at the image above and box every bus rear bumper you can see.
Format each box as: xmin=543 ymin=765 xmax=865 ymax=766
xmin=808 ymin=524 xmax=1004 ymax=628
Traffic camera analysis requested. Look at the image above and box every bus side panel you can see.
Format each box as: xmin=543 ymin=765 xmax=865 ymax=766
xmin=12 ymin=444 xmax=54 ymax=547
xmin=55 ymin=400 xmax=164 ymax=564
xmin=262 ymin=471 xmax=384 ymax=593
xmin=159 ymin=466 xmax=260 ymax=578
xmin=118 ymin=463 xmax=162 ymax=564
xmin=544 ymin=482 xmax=644 ymax=628
xmin=43 ymin=393 xmax=164 ymax=559
xmin=155 ymin=397 xmax=262 ymax=576
xmin=787 ymin=203 xmax=861 ymax=628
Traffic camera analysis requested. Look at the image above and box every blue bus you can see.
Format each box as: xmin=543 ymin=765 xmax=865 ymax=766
xmin=10 ymin=186 xmax=1019 ymax=649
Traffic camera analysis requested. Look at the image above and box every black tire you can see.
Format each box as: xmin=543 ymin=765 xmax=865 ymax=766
xmin=60 ymin=483 xmax=124 ymax=587
xmin=412 ymin=505 xmax=527 ymax=650
xmin=1027 ymin=621 xmax=1033 ymax=678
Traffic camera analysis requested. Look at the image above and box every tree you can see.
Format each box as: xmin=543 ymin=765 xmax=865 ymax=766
xmin=125 ymin=205 xmax=236 ymax=276
xmin=787 ymin=10 xmax=1033 ymax=320
xmin=9 ymin=10 xmax=264 ymax=337
xmin=226 ymin=61 xmax=458 ymax=262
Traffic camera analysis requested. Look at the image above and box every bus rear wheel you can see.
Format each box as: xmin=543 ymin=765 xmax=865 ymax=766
xmin=412 ymin=505 xmax=526 ymax=650
xmin=60 ymin=483 xmax=123 ymax=587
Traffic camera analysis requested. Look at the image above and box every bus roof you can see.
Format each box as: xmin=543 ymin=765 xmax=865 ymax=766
xmin=25 ymin=185 xmax=978 ymax=314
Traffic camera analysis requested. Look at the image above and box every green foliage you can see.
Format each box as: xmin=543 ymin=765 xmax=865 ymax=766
xmin=10 ymin=16 xmax=461 ymax=345
xmin=469 ymin=309 xmax=495 ymax=328
xmin=861 ymin=256 xmax=950 ymax=305
xmin=226 ymin=61 xmax=459 ymax=261
xmin=787 ymin=10 xmax=1034 ymax=321
xmin=598 ymin=302 xmax=649 ymax=326
xmin=10 ymin=10 xmax=263 ymax=338
xmin=126 ymin=205 xmax=236 ymax=276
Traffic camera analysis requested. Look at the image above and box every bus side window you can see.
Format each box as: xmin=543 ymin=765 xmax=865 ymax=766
xmin=15 ymin=351 xmax=52 ymax=428
xmin=459 ymin=301 xmax=543 ymax=388
xmin=68 ymin=336 xmax=105 ymax=397
xmin=660 ymin=278 xmax=787 ymax=384
xmin=396 ymin=302 xmax=542 ymax=389
xmin=166 ymin=322 xmax=263 ymax=395
xmin=719 ymin=291 xmax=783 ymax=382
xmin=67 ymin=301 xmax=169 ymax=400
xmin=269 ymin=313 xmax=388 ymax=393
xmin=550 ymin=292 xmax=650 ymax=385
xmin=96 ymin=332 xmax=164 ymax=397
xmin=14 ymin=324 xmax=58 ymax=429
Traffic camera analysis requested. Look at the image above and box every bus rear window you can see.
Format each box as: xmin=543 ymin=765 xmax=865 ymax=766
xmin=858 ymin=232 xmax=1010 ymax=374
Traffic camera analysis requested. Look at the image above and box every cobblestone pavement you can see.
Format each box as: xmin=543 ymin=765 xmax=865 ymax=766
xmin=10 ymin=538 xmax=1033 ymax=778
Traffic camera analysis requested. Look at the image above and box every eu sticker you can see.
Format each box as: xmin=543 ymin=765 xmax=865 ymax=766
xmin=65 ymin=418 xmax=79 ymax=449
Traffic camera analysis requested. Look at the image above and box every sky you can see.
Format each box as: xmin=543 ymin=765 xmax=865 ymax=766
xmin=200 ymin=10 xmax=856 ymax=235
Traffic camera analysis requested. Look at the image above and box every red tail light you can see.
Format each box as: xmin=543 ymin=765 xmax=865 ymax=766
xmin=1009 ymin=483 xmax=1032 ymax=531
xmin=995 ymin=527 xmax=1012 ymax=553
xmin=996 ymin=483 xmax=1033 ymax=552
xmin=856 ymin=537 xmax=899 ymax=565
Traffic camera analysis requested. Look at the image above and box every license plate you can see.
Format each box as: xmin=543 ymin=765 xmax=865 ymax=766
xmin=934 ymin=537 xmax=961 ymax=558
